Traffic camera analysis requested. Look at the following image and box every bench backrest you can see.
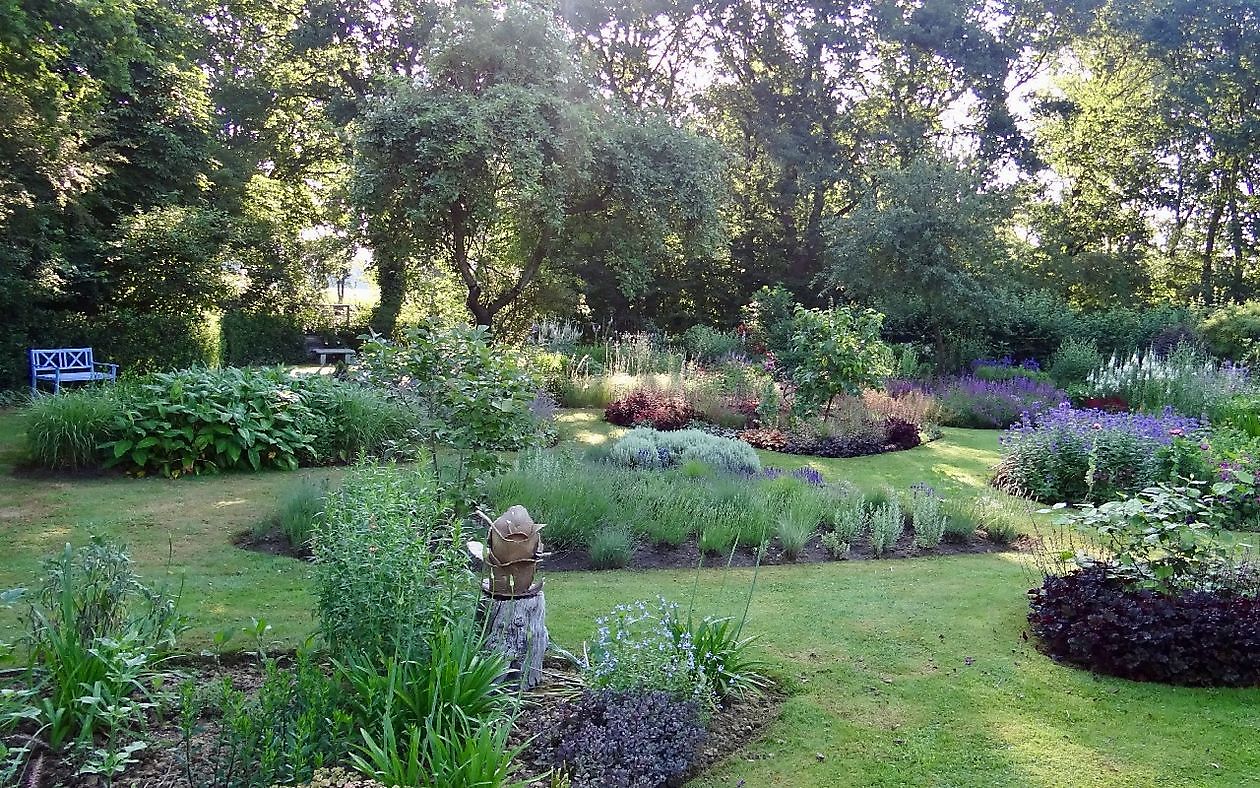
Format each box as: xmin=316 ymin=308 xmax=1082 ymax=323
xmin=30 ymin=348 xmax=95 ymax=373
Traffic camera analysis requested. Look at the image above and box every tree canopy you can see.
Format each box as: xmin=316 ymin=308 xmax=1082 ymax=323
xmin=1 ymin=0 xmax=1257 ymax=381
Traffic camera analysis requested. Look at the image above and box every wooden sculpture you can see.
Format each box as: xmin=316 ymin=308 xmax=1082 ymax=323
xmin=468 ymin=505 xmax=549 ymax=688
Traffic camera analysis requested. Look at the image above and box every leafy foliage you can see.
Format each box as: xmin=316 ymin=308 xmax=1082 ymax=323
xmin=782 ymin=305 xmax=892 ymax=418
xmin=538 ymin=689 xmax=705 ymax=788
xmin=356 ymin=323 xmax=537 ymax=506
xmin=104 ymin=368 xmax=318 ymax=477
xmin=1028 ymin=567 xmax=1260 ymax=687
xmin=16 ymin=537 xmax=183 ymax=762
xmin=312 ymin=463 xmax=472 ymax=660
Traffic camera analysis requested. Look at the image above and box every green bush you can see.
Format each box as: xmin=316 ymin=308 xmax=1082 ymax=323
xmin=182 ymin=650 xmax=355 ymax=787
xmin=20 ymin=537 xmax=184 ymax=762
xmin=1201 ymin=300 xmax=1260 ymax=364
xmin=783 ymin=304 xmax=892 ymax=418
xmin=681 ymin=325 xmax=742 ymax=362
xmin=1048 ymin=337 xmax=1103 ymax=390
xmin=313 ymin=463 xmax=472 ymax=660
xmin=24 ymin=388 xmax=126 ymax=470
xmin=609 ymin=427 xmax=761 ymax=475
xmin=104 ymin=368 xmax=318 ymax=477
xmin=356 ymin=323 xmax=538 ymax=507
xmin=220 ymin=310 xmax=307 ymax=367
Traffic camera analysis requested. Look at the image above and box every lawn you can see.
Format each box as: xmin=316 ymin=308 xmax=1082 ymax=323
xmin=1 ymin=408 xmax=1257 ymax=786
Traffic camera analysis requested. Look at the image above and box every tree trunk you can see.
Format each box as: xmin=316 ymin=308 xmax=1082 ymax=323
xmin=1201 ymin=193 xmax=1225 ymax=307
xmin=369 ymin=248 xmax=406 ymax=337
xmin=480 ymin=589 xmax=548 ymax=689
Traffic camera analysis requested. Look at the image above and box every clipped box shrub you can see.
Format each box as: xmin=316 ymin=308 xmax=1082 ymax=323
xmin=1028 ymin=567 xmax=1260 ymax=687
xmin=220 ymin=310 xmax=308 ymax=366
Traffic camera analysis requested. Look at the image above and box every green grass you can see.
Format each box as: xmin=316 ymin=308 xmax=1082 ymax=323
xmin=1 ymin=407 xmax=1258 ymax=786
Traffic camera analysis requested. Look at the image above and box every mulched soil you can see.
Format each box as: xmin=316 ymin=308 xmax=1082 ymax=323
xmin=9 ymin=656 xmax=782 ymax=788
xmin=545 ymin=531 xmax=1034 ymax=572
xmin=233 ymin=528 xmax=309 ymax=559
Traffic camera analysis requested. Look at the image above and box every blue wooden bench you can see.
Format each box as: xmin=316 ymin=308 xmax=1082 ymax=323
xmin=29 ymin=348 xmax=118 ymax=394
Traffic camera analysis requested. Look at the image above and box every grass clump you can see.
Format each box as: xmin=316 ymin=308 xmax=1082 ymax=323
xmin=24 ymin=387 xmax=124 ymax=470
xmin=589 ymin=525 xmax=634 ymax=569
xmin=275 ymin=479 xmax=326 ymax=549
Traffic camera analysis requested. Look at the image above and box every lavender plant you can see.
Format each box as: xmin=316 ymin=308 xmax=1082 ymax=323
xmin=908 ymin=483 xmax=946 ymax=549
xmin=994 ymin=403 xmax=1204 ymax=503
xmin=867 ymin=498 xmax=903 ymax=557
xmin=936 ymin=376 xmax=1066 ymax=429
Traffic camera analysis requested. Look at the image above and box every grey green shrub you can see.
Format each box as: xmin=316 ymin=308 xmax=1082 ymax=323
xmin=867 ymin=498 xmax=904 ymax=557
xmin=609 ymin=427 xmax=761 ymax=475
xmin=589 ymin=526 xmax=634 ymax=569
xmin=907 ymin=483 xmax=946 ymax=549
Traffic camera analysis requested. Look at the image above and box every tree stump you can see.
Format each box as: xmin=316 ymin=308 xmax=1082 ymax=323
xmin=480 ymin=581 xmax=548 ymax=689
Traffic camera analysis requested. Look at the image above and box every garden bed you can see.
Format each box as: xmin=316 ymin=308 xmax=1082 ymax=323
xmin=10 ymin=654 xmax=781 ymax=788
xmin=542 ymin=531 xmax=1027 ymax=572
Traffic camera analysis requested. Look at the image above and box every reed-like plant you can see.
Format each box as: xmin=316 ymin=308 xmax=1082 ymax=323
xmin=24 ymin=387 xmax=124 ymax=470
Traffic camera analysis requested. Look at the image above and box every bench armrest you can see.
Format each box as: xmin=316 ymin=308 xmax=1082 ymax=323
xmin=94 ymin=362 xmax=118 ymax=373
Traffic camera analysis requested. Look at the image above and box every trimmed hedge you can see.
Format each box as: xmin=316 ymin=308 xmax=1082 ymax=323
xmin=1028 ymin=568 xmax=1260 ymax=687
xmin=220 ymin=310 xmax=307 ymax=366
xmin=3 ymin=309 xmax=220 ymax=389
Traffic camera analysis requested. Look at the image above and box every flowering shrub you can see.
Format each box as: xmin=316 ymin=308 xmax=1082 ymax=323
xmin=609 ymin=428 xmax=761 ymax=475
xmin=537 ymin=690 xmax=706 ymax=788
xmin=994 ymin=404 xmax=1203 ymax=502
xmin=1084 ymin=345 xmax=1252 ymax=416
xmin=605 ymin=389 xmax=696 ymax=430
xmin=1028 ymin=567 xmax=1260 ymax=687
xmin=936 ymin=376 xmax=1065 ymax=429
xmin=584 ymin=599 xmax=710 ymax=705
